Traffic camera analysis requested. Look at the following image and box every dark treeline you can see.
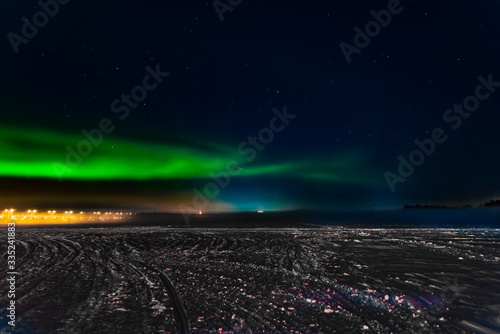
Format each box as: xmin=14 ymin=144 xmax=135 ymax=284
xmin=481 ymin=199 xmax=500 ymax=207
xmin=404 ymin=199 xmax=500 ymax=209
xmin=403 ymin=204 xmax=472 ymax=209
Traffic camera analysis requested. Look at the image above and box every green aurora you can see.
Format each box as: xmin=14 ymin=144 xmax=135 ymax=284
xmin=0 ymin=125 xmax=379 ymax=186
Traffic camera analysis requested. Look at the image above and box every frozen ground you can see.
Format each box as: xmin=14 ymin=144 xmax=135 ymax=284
xmin=1 ymin=226 xmax=499 ymax=333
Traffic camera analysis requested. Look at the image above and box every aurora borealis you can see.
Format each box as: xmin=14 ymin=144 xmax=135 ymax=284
xmin=0 ymin=122 xmax=376 ymax=183
xmin=1 ymin=1 xmax=500 ymax=212
xmin=0 ymin=120 xmax=380 ymax=211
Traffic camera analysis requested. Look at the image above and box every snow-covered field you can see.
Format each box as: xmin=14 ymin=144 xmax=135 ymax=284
xmin=1 ymin=227 xmax=499 ymax=333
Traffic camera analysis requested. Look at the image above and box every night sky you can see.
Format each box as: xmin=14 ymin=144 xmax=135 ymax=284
xmin=1 ymin=0 xmax=499 ymax=212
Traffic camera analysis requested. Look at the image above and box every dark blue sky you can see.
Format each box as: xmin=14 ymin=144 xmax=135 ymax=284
xmin=1 ymin=0 xmax=499 ymax=211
